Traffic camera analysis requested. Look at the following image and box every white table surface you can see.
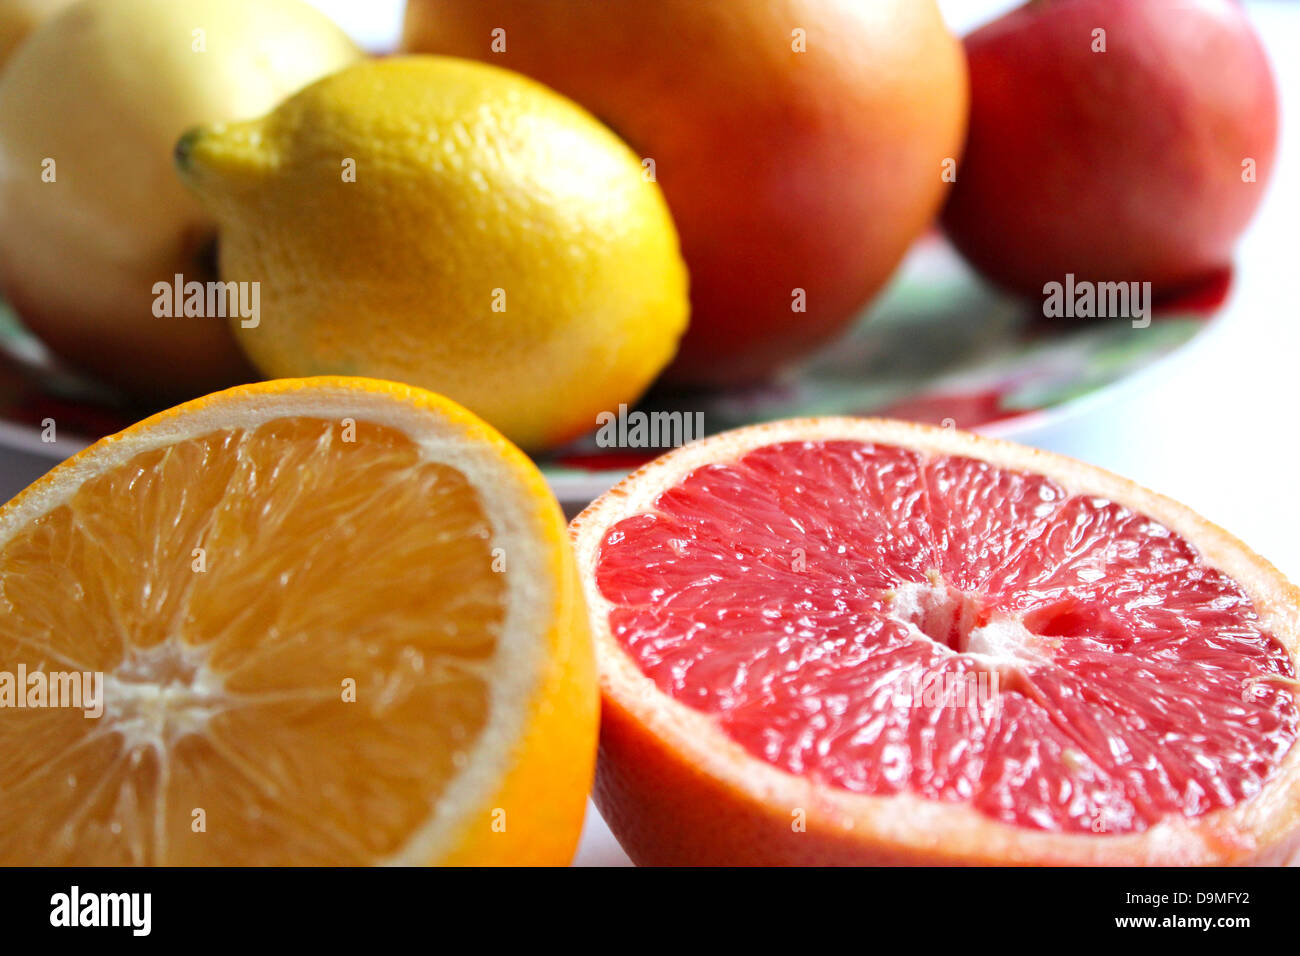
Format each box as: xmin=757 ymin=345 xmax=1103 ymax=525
xmin=0 ymin=0 xmax=1290 ymax=867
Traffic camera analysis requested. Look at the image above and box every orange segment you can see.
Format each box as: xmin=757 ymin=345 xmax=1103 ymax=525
xmin=0 ymin=377 xmax=597 ymax=865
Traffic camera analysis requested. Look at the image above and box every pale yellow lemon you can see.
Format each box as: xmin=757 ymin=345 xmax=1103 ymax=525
xmin=0 ymin=0 xmax=75 ymax=67
xmin=0 ymin=0 xmax=361 ymax=400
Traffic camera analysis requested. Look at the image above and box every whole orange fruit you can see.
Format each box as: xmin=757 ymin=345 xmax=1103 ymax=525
xmin=404 ymin=0 xmax=967 ymax=386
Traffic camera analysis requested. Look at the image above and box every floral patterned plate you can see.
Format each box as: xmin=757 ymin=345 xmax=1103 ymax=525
xmin=0 ymin=236 xmax=1228 ymax=508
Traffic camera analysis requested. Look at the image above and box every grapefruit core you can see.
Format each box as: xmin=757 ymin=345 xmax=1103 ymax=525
xmin=572 ymin=419 xmax=1300 ymax=865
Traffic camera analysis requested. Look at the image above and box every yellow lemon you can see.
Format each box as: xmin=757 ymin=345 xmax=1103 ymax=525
xmin=0 ymin=377 xmax=597 ymax=864
xmin=0 ymin=0 xmax=361 ymax=400
xmin=177 ymin=56 xmax=690 ymax=452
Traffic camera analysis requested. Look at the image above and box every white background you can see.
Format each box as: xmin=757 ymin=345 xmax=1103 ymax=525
xmin=0 ymin=0 xmax=1292 ymax=865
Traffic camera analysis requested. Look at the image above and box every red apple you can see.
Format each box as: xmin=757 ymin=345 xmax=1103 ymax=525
xmin=942 ymin=0 xmax=1278 ymax=297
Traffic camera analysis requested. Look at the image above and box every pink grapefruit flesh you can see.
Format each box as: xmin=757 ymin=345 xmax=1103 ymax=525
xmin=593 ymin=438 xmax=1299 ymax=838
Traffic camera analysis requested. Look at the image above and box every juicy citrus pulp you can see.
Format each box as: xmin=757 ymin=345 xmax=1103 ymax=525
xmin=0 ymin=378 xmax=596 ymax=864
xmin=575 ymin=419 xmax=1300 ymax=864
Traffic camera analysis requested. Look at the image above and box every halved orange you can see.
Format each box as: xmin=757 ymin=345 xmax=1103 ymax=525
xmin=572 ymin=419 xmax=1300 ymax=865
xmin=0 ymin=377 xmax=596 ymax=865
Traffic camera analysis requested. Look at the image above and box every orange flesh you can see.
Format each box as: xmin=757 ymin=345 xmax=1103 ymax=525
xmin=0 ymin=418 xmax=502 ymax=864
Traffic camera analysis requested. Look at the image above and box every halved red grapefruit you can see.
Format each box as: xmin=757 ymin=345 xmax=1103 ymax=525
xmin=571 ymin=419 xmax=1300 ymax=865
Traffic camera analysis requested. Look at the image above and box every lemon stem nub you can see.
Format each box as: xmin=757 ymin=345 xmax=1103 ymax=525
xmin=173 ymin=127 xmax=203 ymax=177
xmin=172 ymin=121 xmax=275 ymax=200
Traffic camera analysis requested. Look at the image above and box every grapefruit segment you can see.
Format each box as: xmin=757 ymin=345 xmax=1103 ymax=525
xmin=574 ymin=419 xmax=1300 ymax=864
